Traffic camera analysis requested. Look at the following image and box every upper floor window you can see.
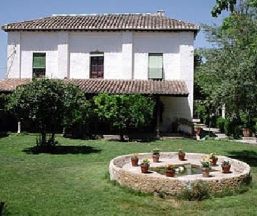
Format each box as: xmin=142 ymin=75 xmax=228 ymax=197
xmin=148 ymin=53 xmax=163 ymax=80
xmin=33 ymin=53 xmax=46 ymax=78
xmin=90 ymin=52 xmax=104 ymax=79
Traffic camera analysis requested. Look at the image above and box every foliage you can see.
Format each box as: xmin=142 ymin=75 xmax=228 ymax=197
xmin=131 ymin=153 xmax=139 ymax=159
xmin=0 ymin=94 xmax=7 ymax=110
xmin=6 ymin=79 xmax=89 ymax=147
xmin=141 ymin=159 xmax=150 ymax=165
xmin=178 ymin=149 xmax=185 ymax=154
xmin=178 ymin=181 xmax=210 ymax=201
xmin=201 ymin=157 xmax=211 ymax=168
xmin=216 ymin=117 xmax=226 ymax=133
xmin=166 ymin=164 xmax=174 ymax=170
xmin=209 ymin=153 xmax=218 ymax=160
xmin=224 ymin=118 xmax=242 ymax=138
xmin=211 ymin=0 xmax=257 ymax=17
xmin=93 ymin=93 xmax=155 ymax=141
xmin=152 ymin=148 xmax=160 ymax=155
xmin=196 ymin=9 xmax=257 ymax=131
xmin=222 ymin=160 xmax=231 ymax=166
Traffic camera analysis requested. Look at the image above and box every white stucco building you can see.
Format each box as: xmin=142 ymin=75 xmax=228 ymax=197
xmin=0 ymin=11 xmax=199 ymax=135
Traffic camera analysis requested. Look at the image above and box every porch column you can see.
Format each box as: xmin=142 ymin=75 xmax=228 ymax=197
xmin=222 ymin=104 xmax=226 ymax=119
xmin=156 ymin=96 xmax=160 ymax=139
xmin=17 ymin=121 xmax=21 ymax=134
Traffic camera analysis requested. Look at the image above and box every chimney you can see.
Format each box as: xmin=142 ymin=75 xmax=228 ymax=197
xmin=156 ymin=10 xmax=165 ymax=16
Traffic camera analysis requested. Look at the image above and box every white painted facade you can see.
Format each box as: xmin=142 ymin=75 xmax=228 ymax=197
xmin=6 ymin=30 xmax=195 ymax=133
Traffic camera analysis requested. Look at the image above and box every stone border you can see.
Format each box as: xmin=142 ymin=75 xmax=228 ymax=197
xmin=109 ymin=152 xmax=251 ymax=195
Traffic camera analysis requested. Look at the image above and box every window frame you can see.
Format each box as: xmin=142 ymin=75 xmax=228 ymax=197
xmin=90 ymin=52 xmax=104 ymax=79
xmin=148 ymin=53 xmax=164 ymax=80
xmin=32 ymin=52 xmax=46 ymax=78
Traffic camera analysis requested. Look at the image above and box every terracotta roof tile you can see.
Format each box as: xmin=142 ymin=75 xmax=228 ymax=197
xmin=0 ymin=79 xmax=189 ymax=96
xmin=2 ymin=13 xmax=199 ymax=32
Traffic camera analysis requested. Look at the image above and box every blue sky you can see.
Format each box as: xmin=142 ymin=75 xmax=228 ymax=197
xmin=0 ymin=0 xmax=227 ymax=79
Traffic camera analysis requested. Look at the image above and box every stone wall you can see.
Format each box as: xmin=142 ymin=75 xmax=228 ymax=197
xmin=109 ymin=153 xmax=251 ymax=196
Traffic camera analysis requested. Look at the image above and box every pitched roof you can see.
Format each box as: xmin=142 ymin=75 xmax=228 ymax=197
xmin=2 ymin=13 xmax=199 ymax=32
xmin=0 ymin=79 xmax=189 ymax=96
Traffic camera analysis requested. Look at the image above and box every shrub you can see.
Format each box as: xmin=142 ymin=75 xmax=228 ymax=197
xmin=94 ymin=94 xmax=155 ymax=141
xmin=216 ymin=117 xmax=226 ymax=133
xmin=178 ymin=181 xmax=210 ymax=201
xmin=224 ymin=118 xmax=241 ymax=138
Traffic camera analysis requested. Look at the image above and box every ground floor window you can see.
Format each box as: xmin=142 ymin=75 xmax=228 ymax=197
xmin=90 ymin=52 xmax=104 ymax=79
xmin=32 ymin=53 xmax=46 ymax=78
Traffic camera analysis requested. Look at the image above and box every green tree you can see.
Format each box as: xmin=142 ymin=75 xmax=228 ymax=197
xmin=196 ymin=9 xmax=257 ymax=135
xmin=212 ymin=0 xmax=257 ymax=17
xmin=6 ymin=79 xmax=89 ymax=148
xmin=93 ymin=94 xmax=155 ymax=141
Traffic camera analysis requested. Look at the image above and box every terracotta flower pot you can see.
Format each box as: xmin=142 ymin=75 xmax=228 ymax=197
xmin=140 ymin=164 xmax=149 ymax=173
xmin=178 ymin=153 xmax=185 ymax=161
xmin=211 ymin=157 xmax=218 ymax=166
xmin=152 ymin=154 xmax=160 ymax=163
xmin=243 ymin=128 xmax=252 ymax=137
xmin=131 ymin=158 xmax=139 ymax=166
xmin=195 ymin=127 xmax=202 ymax=136
xmin=166 ymin=169 xmax=175 ymax=177
xmin=202 ymin=168 xmax=210 ymax=177
xmin=222 ymin=164 xmax=231 ymax=173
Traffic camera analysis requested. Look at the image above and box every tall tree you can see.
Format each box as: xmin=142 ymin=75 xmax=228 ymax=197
xmin=212 ymin=0 xmax=257 ymax=16
xmin=7 ymin=79 xmax=89 ymax=148
xmin=196 ymin=8 xmax=257 ymax=132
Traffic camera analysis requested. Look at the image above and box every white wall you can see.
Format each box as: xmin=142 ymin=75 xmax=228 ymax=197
xmin=6 ymin=30 xmax=195 ymax=131
xmin=133 ymin=32 xmax=182 ymax=80
xmin=160 ymin=96 xmax=192 ymax=134
xmin=69 ymin=32 xmax=125 ymax=79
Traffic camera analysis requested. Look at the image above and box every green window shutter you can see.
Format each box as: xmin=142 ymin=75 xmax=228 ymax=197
xmin=33 ymin=53 xmax=46 ymax=69
xmin=148 ymin=54 xmax=163 ymax=79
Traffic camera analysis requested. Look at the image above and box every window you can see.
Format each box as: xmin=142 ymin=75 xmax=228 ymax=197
xmin=33 ymin=53 xmax=46 ymax=78
xmin=148 ymin=53 xmax=163 ymax=80
xmin=90 ymin=52 xmax=104 ymax=79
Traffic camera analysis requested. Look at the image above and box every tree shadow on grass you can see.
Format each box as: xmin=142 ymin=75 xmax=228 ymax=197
xmin=23 ymin=145 xmax=102 ymax=155
xmin=227 ymin=150 xmax=257 ymax=167
xmin=0 ymin=201 xmax=6 ymax=216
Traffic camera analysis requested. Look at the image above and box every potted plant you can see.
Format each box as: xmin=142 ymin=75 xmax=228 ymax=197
xmin=152 ymin=148 xmax=160 ymax=163
xmin=131 ymin=153 xmax=139 ymax=166
xmin=194 ymin=126 xmax=202 ymax=136
xmin=201 ymin=157 xmax=211 ymax=177
xmin=166 ymin=164 xmax=175 ymax=177
xmin=221 ymin=160 xmax=231 ymax=173
xmin=140 ymin=159 xmax=150 ymax=173
xmin=209 ymin=153 xmax=218 ymax=166
xmin=178 ymin=149 xmax=186 ymax=161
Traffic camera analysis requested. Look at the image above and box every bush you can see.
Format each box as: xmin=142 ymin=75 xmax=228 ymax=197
xmin=216 ymin=117 xmax=226 ymax=133
xmin=94 ymin=94 xmax=155 ymax=141
xmin=178 ymin=181 xmax=210 ymax=201
xmin=224 ymin=118 xmax=241 ymax=138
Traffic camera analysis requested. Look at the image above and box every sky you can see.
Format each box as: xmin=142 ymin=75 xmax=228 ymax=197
xmin=0 ymin=0 xmax=227 ymax=79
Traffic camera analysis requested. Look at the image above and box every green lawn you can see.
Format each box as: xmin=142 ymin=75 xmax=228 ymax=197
xmin=0 ymin=134 xmax=257 ymax=216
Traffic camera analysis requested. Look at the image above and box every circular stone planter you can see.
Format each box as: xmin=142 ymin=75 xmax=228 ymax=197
xmin=109 ymin=152 xmax=251 ymax=196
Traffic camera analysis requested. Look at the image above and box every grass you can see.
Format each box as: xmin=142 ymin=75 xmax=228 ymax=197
xmin=0 ymin=134 xmax=257 ymax=215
